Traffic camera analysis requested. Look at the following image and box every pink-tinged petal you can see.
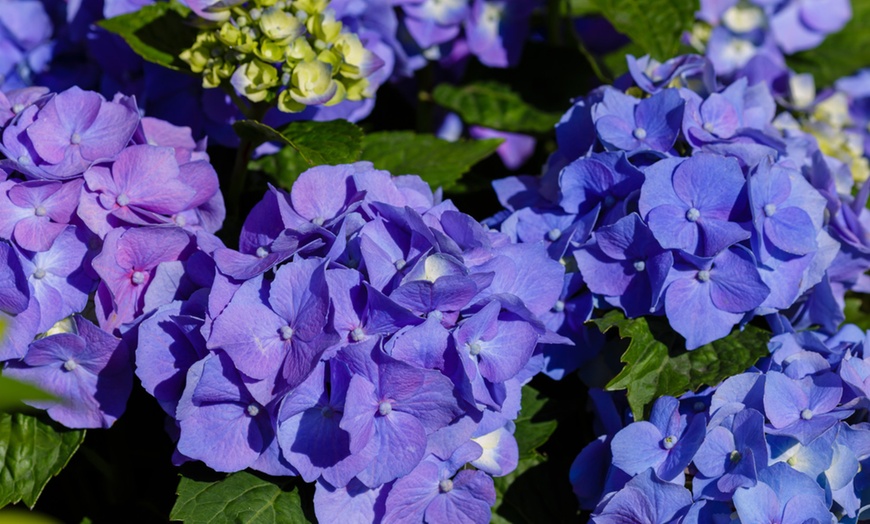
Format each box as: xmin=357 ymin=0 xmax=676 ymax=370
xmin=74 ymin=189 xmax=114 ymax=239
xmin=113 ymin=226 xmax=192 ymax=270
xmin=112 ymin=145 xmax=196 ymax=214
xmin=291 ymin=164 xmax=352 ymax=223
xmin=178 ymin=160 xmax=219 ymax=209
xmin=79 ymin=99 xmax=139 ymax=161
xmin=13 ymin=217 xmax=66 ymax=252
xmin=207 ymin=278 xmax=287 ymax=381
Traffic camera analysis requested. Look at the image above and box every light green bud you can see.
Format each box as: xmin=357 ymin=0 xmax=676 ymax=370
xmin=307 ymin=10 xmax=342 ymax=44
xmin=218 ymin=22 xmax=242 ymax=47
xmin=255 ymin=0 xmax=279 ymax=7
xmin=290 ymin=60 xmax=337 ymax=104
xmin=334 ymin=33 xmax=371 ymax=79
xmin=181 ymin=32 xmax=219 ymax=73
xmin=285 ymin=37 xmax=317 ymax=63
xmin=343 ymin=77 xmax=369 ymax=101
xmin=259 ymin=6 xmax=304 ymax=43
xmin=316 ymin=49 xmax=342 ymax=71
xmin=231 ymin=59 xmax=280 ymax=102
xmin=256 ymin=40 xmax=286 ymax=62
xmin=324 ymin=80 xmax=346 ymax=106
xmin=293 ymin=0 xmax=328 ymax=15
xmin=277 ymin=89 xmax=306 ymax=112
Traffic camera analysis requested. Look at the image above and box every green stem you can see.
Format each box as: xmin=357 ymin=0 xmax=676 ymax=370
xmin=416 ymin=63 xmax=435 ymax=134
xmin=227 ymin=102 xmax=269 ymax=224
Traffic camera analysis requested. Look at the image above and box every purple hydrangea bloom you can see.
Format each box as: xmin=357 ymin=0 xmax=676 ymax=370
xmin=3 ymin=315 xmax=131 ymax=428
xmin=0 ymin=178 xmax=83 ymax=251
xmin=592 ymin=88 xmax=684 ymax=153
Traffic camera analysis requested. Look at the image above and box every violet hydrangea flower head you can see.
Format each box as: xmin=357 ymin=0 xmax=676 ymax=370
xmin=3 ymin=315 xmax=132 ymax=428
xmin=591 ymin=87 xmax=685 ymax=153
xmin=137 ymin=161 xmax=562 ymax=521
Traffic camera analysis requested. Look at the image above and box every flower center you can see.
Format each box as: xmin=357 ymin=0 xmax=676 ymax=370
xmin=553 ymin=300 xmax=565 ymax=312
xmin=116 ymin=194 xmax=130 ymax=207
xmin=131 ymin=271 xmax=145 ymax=285
xmin=12 ymin=103 xmax=24 ymax=114
xmin=34 ymin=205 xmax=47 ymax=217
xmin=662 ymin=435 xmax=678 ymax=450
xmin=801 ymin=408 xmax=813 ymax=420
xmin=633 ymin=127 xmax=647 ymax=140
xmin=763 ymin=203 xmax=777 ymax=217
xmin=280 ymin=325 xmax=294 ymax=341
xmin=633 ymin=260 xmax=646 ymax=272
xmin=547 ymin=228 xmax=562 ymax=241
xmin=246 ymin=403 xmax=260 ymax=417
xmin=70 ymin=132 xmax=82 ymax=145
xmin=17 ymin=155 xmax=30 ymax=165
xmin=439 ymin=479 xmax=454 ymax=493
xmin=729 ymin=450 xmax=742 ymax=463
xmin=175 ymin=214 xmax=187 ymax=227
xmin=32 ymin=268 xmax=46 ymax=279
xmin=255 ymin=246 xmax=269 ymax=258
xmin=378 ymin=401 xmax=392 ymax=416
xmin=395 ymin=259 xmax=406 ymax=270
xmin=686 ymin=207 xmax=701 ymax=222
xmin=350 ymin=327 xmax=366 ymax=342
xmin=697 ymin=270 xmax=711 ymax=282
xmin=312 ymin=216 xmax=325 ymax=226
xmin=63 ymin=358 xmax=77 ymax=371
xmin=703 ymin=122 xmax=715 ymax=133
xmin=467 ymin=341 xmax=482 ymax=356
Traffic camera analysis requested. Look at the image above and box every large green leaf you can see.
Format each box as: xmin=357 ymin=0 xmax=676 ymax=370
xmin=593 ymin=311 xmax=770 ymax=419
xmin=0 ymin=376 xmax=54 ymax=411
xmin=234 ymin=119 xmax=363 ymax=167
xmin=0 ymin=413 xmax=85 ymax=509
xmin=170 ymin=470 xmax=311 ymax=524
xmin=360 ymin=131 xmax=502 ymax=191
xmin=432 ymin=82 xmax=562 ymax=134
xmin=591 ymin=0 xmax=697 ymax=61
xmin=248 ymin=146 xmax=311 ymax=191
xmin=513 ymin=385 xmax=558 ymax=461
xmin=787 ymin=0 xmax=870 ymax=88
xmin=97 ymin=2 xmax=198 ymax=71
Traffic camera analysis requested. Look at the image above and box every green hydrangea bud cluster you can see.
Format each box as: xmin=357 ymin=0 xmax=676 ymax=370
xmin=180 ymin=0 xmax=380 ymax=112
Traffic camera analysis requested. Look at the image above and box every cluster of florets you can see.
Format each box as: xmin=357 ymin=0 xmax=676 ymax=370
xmin=181 ymin=0 xmax=384 ymax=112
xmin=487 ymin=53 xmax=870 ymax=351
xmin=570 ymin=323 xmax=870 ymax=522
xmin=0 ymin=85 xmax=224 ymax=428
xmin=686 ymin=0 xmax=851 ymax=86
xmin=0 ymin=0 xmax=55 ymax=89
xmin=396 ymin=0 xmax=540 ymax=69
xmin=135 ymin=161 xmax=564 ymax=522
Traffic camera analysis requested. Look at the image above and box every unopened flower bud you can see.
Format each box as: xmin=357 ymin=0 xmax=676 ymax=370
xmin=259 ymin=6 xmax=304 ymax=43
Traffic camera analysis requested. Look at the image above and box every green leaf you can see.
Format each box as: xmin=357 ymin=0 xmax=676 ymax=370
xmin=234 ymin=119 xmax=363 ymax=167
xmin=97 ymin=2 xmax=197 ymax=71
xmin=787 ymin=0 xmax=870 ymax=88
xmin=248 ymin=146 xmax=311 ymax=191
xmin=360 ymin=131 xmax=502 ymax=191
xmin=170 ymin=470 xmax=312 ymax=524
xmin=601 ymin=42 xmax=647 ymax=79
xmin=844 ymin=295 xmax=870 ymax=331
xmin=593 ymin=311 xmax=770 ymax=419
xmin=591 ymin=0 xmax=697 ymax=61
xmin=431 ymin=82 xmax=562 ymax=134
xmin=0 ymin=413 xmax=85 ymax=509
xmin=513 ymin=385 xmax=558 ymax=461
xmin=0 ymin=376 xmax=55 ymax=411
